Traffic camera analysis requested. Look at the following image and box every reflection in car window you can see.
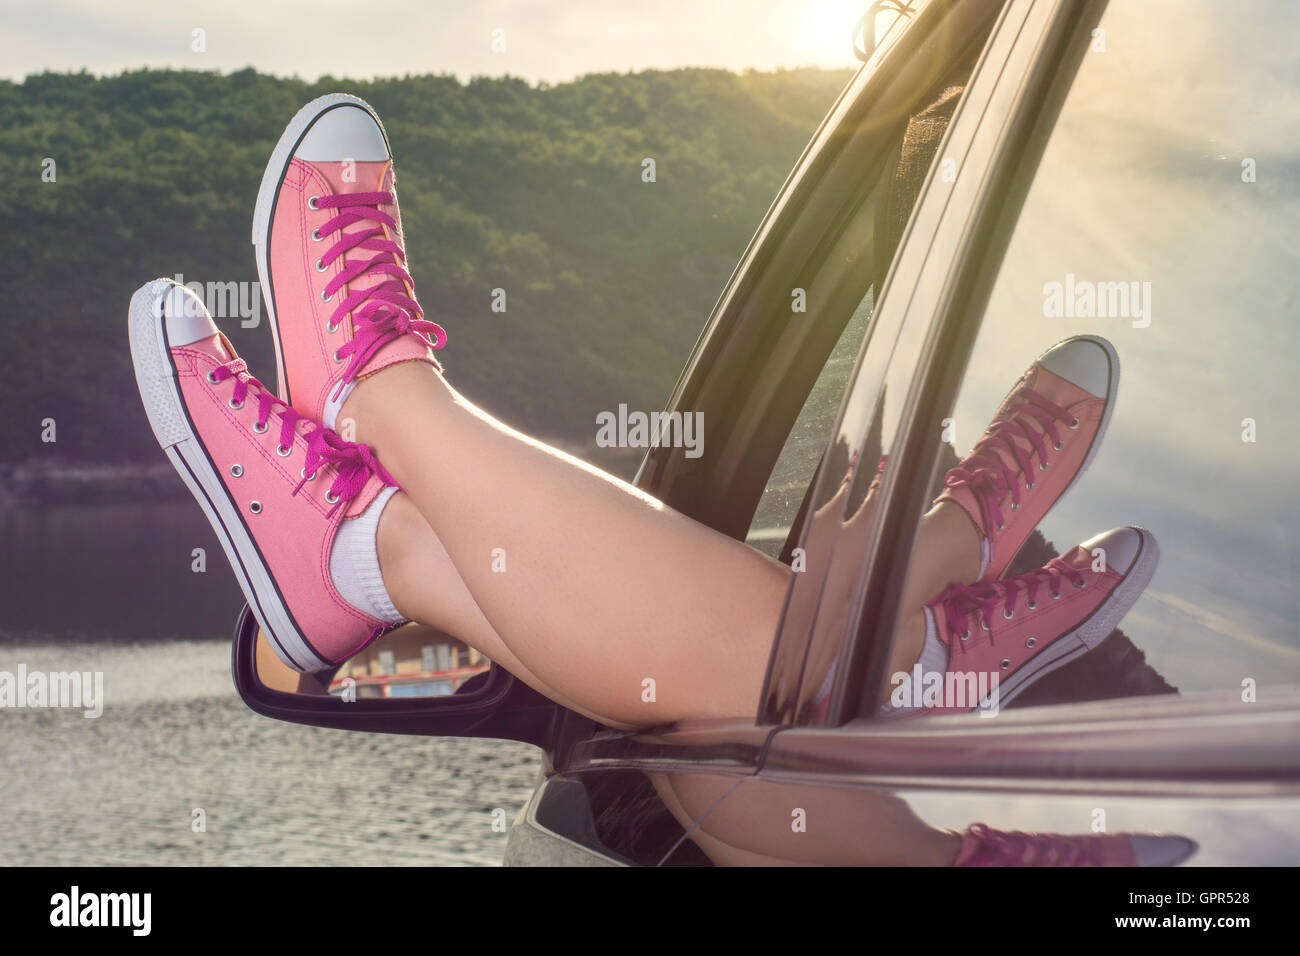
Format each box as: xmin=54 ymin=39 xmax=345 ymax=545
xmin=746 ymin=65 xmax=974 ymax=563
xmin=895 ymin=0 xmax=1299 ymax=708
xmin=747 ymin=289 xmax=873 ymax=558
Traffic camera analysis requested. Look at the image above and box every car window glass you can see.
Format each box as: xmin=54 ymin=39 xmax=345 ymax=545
xmin=746 ymin=288 xmax=874 ymax=558
xmin=879 ymin=0 xmax=1300 ymax=717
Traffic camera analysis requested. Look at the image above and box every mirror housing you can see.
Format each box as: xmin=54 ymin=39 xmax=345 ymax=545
xmin=230 ymin=604 xmax=568 ymax=747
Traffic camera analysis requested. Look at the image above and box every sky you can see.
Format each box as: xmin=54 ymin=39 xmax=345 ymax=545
xmin=2 ymin=0 xmax=874 ymax=83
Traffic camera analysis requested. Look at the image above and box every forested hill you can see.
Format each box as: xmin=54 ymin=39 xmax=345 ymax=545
xmin=0 ymin=66 xmax=852 ymax=467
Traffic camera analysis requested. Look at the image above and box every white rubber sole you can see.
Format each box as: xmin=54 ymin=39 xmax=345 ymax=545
xmin=128 ymin=279 xmax=330 ymax=673
xmin=987 ymin=526 xmax=1159 ymax=709
xmin=251 ymin=93 xmax=391 ymax=404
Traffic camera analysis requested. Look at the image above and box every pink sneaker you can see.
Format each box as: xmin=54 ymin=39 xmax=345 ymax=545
xmin=937 ymin=336 xmax=1119 ymax=582
xmin=953 ymin=823 xmax=1197 ymax=866
xmin=129 ymin=278 xmax=400 ymax=672
xmin=252 ymin=93 xmax=446 ymax=430
xmin=920 ymin=526 xmax=1158 ymax=712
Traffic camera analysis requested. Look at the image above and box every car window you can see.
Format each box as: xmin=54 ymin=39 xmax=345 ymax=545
xmin=744 ymin=65 xmax=974 ymax=562
xmin=882 ymin=0 xmax=1300 ymax=716
xmin=746 ymin=289 xmax=873 ymax=558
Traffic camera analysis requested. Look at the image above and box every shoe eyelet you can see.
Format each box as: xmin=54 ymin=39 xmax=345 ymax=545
xmin=1025 ymin=482 xmax=1035 ymax=492
xmin=1051 ymin=590 xmax=1061 ymax=600
xmin=1002 ymin=608 xmax=1014 ymax=620
xmin=959 ymin=631 xmax=970 ymax=642
xmin=300 ymin=468 xmax=316 ymax=481
xmin=252 ymin=420 xmax=269 ymax=434
xmin=1069 ymin=417 xmax=1080 ymax=429
xmin=308 ymin=195 xmax=320 ymax=210
xmin=315 ymin=258 xmax=327 ymax=272
xmin=326 ymin=322 xmax=339 ymax=333
xmin=1039 ymin=461 xmax=1049 ymax=471
xmin=230 ymin=464 xmax=243 ymax=478
xmin=1053 ymin=439 xmax=1064 ymax=451
xmin=1000 ymin=658 xmax=1011 ymax=670
xmin=321 ymin=289 xmax=333 ymax=302
xmin=276 ymin=443 xmax=292 ymax=457
xmin=996 ymin=522 xmax=1005 ymax=531
xmin=333 ymin=349 xmax=342 ymax=362
xmin=1075 ymin=579 xmax=1087 ymax=588
xmin=324 ymin=490 xmax=340 ymax=505
xmin=1009 ymin=503 xmax=1019 ymax=512
xmin=311 ymin=228 xmax=323 ymax=242
xmin=249 ymin=501 xmax=262 ymax=514
xmin=1025 ymin=600 xmax=1037 ymax=610
xmin=980 ymin=619 xmax=990 ymax=631
xmin=227 ymin=397 xmax=244 ymax=410
xmin=206 ymin=370 xmax=221 ymax=384
xmin=1025 ymin=637 xmax=1037 ymax=648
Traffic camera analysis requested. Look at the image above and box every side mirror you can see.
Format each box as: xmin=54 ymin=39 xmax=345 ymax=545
xmin=230 ymin=604 xmax=564 ymax=747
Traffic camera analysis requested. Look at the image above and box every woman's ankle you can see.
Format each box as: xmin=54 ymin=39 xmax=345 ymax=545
xmin=336 ymin=359 xmax=444 ymax=451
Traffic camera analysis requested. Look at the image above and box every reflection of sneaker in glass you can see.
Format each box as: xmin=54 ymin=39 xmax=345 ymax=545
xmin=953 ymin=823 xmax=1198 ymax=867
xmin=914 ymin=527 xmax=1158 ymax=713
xmin=129 ymin=279 xmax=406 ymax=672
xmin=867 ymin=453 xmax=887 ymax=497
xmin=252 ymin=93 xmax=446 ymax=430
xmin=938 ymin=336 xmax=1119 ymax=582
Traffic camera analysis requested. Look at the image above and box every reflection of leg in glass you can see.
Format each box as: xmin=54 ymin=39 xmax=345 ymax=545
xmin=650 ymin=773 xmax=1196 ymax=867
xmin=882 ymin=337 xmax=1151 ymax=714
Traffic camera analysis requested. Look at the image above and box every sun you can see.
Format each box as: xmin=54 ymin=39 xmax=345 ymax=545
xmin=787 ymin=0 xmax=918 ymax=68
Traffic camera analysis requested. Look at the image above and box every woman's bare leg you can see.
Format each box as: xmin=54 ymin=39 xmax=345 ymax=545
xmin=354 ymin=365 xmax=982 ymax=728
xmin=351 ymin=362 xmax=789 ymax=727
xmin=376 ymin=491 xmax=639 ymax=727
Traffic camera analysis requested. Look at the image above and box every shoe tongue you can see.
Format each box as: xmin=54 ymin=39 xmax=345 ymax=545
xmin=1027 ymin=364 xmax=1094 ymax=409
xmin=314 ymin=160 xmax=392 ymax=198
xmin=1056 ymin=543 xmax=1090 ymax=571
xmin=315 ymin=161 xmax=406 ymax=303
xmin=188 ymin=333 xmax=233 ymax=363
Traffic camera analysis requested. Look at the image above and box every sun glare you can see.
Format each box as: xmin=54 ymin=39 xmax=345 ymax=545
xmin=791 ymin=0 xmax=873 ymax=68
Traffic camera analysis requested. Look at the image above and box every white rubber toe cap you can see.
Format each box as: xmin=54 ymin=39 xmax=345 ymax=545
xmin=1130 ymin=834 xmax=1198 ymax=866
xmin=1038 ymin=336 xmax=1117 ymax=398
xmin=162 ymin=283 xmax=218 ymax=347
xmin=295 ymin=103 xmax=389 ymax=162
xmin=1078 ymin=526 xmax=1149 ymax=575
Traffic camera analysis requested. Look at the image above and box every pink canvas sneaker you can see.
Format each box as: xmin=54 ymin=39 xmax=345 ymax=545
xmin=953 ymin=823 xmax=1198 ymax=867
xmin=916 ymin=526 xmax=1158 ymax=713
xmin=937 ymin=336 xmax=1119 ymax=582
xmin=129 ymin=278 xmax=401 ymax=672
xmin=252 ymin=93 xmax=446 ymax=430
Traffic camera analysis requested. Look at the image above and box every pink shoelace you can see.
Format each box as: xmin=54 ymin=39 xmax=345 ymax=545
xmin=930 ymin=557 xmax=1087 ymax=649
xmin=314 ymin=191 xmax=447 ymax=396
xmin=210 ymin=359 xmax=397 ymax=516
xmin=944 ymin=386 xmax=1078 ymax=534
xmin=958 ymin=823 xmax=1109 ymax=866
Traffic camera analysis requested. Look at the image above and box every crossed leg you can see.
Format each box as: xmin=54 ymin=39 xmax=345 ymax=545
xmin=338 ymin=361 xmax=981 ymax=730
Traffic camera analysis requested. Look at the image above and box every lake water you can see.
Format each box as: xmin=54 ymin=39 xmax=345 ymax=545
xmin=0 ymin=503 xmax=542 ymax=866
